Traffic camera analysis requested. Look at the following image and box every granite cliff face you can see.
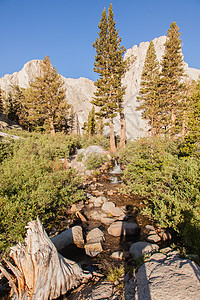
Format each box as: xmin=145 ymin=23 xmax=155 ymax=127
xmin=0 ymin=61 xmax=95 ymax=131
xmin=0 ymin=36 xmax=200 ymax=138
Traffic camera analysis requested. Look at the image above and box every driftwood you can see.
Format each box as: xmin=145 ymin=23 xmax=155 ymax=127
xmin=0 ymin=218 xmax=91 ymax=300
xmin=51 ymin=225 xmax=84 ymax=251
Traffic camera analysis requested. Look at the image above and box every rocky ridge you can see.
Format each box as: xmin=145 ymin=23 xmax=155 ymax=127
xmin=1 ymin=36 xmax=200 ymax=139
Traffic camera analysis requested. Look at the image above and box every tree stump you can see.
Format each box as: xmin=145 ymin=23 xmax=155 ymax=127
xmin=0 ymin=218 xmax=91 ymax=300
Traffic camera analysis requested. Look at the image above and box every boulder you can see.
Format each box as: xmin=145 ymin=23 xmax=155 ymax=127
xmin=129 ymin=241 xmax=159 ymax=259
xmin=108 ymin=221 xmax=139 ymax=237
xmin=135 ymin=252 xmax=200 ymax=300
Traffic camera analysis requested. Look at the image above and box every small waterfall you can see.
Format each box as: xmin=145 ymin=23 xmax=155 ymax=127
xmin=109 ymin=160 xmax=122 ymax=183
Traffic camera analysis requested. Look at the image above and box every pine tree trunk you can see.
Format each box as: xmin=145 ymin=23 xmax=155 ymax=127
xmin=49 ymin=116 xmax=55 ymax=135
xmin=182 ymin=110 xmax=186 ymax=138
xmin=118 ymin=111 xmax=126 ymax=149
xmin=110 ymin=118 xmax=116 ymax=154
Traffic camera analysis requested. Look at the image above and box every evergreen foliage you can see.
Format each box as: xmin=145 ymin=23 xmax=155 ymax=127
xmin=159 ymin=22 xmax=186 ymax=135
xmin=93 ymin=4 xmax=127 ymax=153
xmin=188 ymin=78 xmax=200 ymax=140
xmin=0 ymin=132 xmax=84 ymax=254
xmin=119 ymin=138 xmax=200 ymax=254
xmin=0 ymin=87 xmax=3 ymax=113
xmin=86 ymin=106 xmax=96 ymax=137
xmin=24 ymin=56 xmax=69 ymax=134
xmin=137 ymin=41 xmax=160 ymax=135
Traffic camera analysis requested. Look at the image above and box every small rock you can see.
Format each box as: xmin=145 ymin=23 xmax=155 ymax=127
xmin=108 ymin=221 xmax=139 ymax=237
xmin=111 ymin=251 xmax=123 ymax=260
xmin=158 ymin=228 xmax=172 ymax=241
xmin=86 ymin=228 xmax=104 ymax=243
xmin=100 ymin=217 xmax=115 ymax=226
xmin=143 ymin=224 xmax=156 ymax=235
xmin=85 ymin=228 xmax=104 ymax=257
xmin=102 ymin=201 xmax=115 ymax=212
xmin=93 ymin=196 xmax=107 ymax=207
xmin=92 ymin=191 xmax=104 ymax=196
xmin=146 ymin=233 xmax=161 ymax=243
xmin=129 ymin=241 xmax=159 ymax=259
xmin=102 ymin=201 xmax=125 ymax=217
xmin=85 ymin=242 xmax=103 ymax=257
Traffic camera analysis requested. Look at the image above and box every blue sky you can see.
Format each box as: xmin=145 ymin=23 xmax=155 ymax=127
xmin=0 ymin=0 xmax=200 ymax=81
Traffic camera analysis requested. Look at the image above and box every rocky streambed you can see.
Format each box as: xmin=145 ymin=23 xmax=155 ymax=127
xmin=1 ymin=157 xmax=200 ymax=299
xmin=59 ymin=162 xmax=200 ymax=299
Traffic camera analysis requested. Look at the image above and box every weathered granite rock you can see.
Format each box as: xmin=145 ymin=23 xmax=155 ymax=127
xmin=100 ymin=217 xmax=115 ymax=226
xmin=108 ymin=221 xmax=138 ymax=237
xmin=102 ymin=201 xmax=125 ymax=218
xmin=85 ymin=228 xmax=104 ymax=257
xmin=135 ymin=252 xmax=200 ymax=300
xmin=146 ymin=234 xmax=161 ymax=243
xmin=129 ymin=241 xmax=159 ymax=259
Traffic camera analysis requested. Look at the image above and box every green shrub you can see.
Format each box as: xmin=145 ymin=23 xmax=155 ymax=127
xmin=0 ymin=132 xmax=84 ymax=254
xmin=119 ymin=137 xmax=200 ymax=254
xmin=85 ymin=153 xmax=108 ymax=170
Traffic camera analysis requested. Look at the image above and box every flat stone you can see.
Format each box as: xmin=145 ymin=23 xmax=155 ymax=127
xmin=129 ymin=241 xmax=159 ymax=259
xmin=102 ymin=201 xmax=116 ymax=212
xmin=146 ymin=234 xmax=161 ymax=243
xmin=100 ymin=217 xmax=115 ymax=226
xmin=135 ymin=252 xmax=200 ymax=300
xmin=86 ymin=228 xmax=104 ymax=243
xmin=108 ymin=221 xmax=139 ymax=237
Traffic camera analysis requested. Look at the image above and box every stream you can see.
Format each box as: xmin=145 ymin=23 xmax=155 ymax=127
xmin=61 ymin=160 xmax=169 ymax=299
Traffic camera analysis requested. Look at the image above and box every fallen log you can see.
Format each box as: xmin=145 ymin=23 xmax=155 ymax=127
xmin=0 ymin=218 xmax=91 ymax=300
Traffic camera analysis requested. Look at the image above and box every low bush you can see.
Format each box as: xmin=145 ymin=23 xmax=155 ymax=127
xmin=119 ymin=137 xmax=200 ymax=255
xmin=85 ymin=153 xmax=108 ymax=170
xmin=0 ymin=132 xmax=84 ymax=254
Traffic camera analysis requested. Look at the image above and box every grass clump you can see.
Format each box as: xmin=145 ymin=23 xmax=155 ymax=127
xmin=106 ymin=265 xmax=125 ymax=282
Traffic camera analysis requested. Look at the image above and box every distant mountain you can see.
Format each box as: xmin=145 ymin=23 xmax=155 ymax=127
xmin=1 ymin=36 xmax=200 ymax=139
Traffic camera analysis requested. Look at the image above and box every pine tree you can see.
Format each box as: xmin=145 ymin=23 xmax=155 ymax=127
xmin=86 ymin=106 xmax=96 ymax=138
xmin=187 ymin=78 xmax=200 ymax=140
xmin=0 ymin=87 xmax=3 ymax=113
xmin=93 ymin=4 xmax=126 ymax=153
xmin=24 ymin=56 xmax=69 ymax=134
xmin=159 ymin=22 xmax=186 ymax=136
xmin=137 ymin=41 xmax=160 ymax=136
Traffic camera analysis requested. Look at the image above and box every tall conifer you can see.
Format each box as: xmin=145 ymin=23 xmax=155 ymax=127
xmin=0 ymin=87 xmax=3 ymax=113
xmin=159 ymin=22 xmax=186 ymax=136
xmin=137 ymin=41 xmax=160 ymax=135
xmin=25 ymin=56 xmax=69 ymax=134
xmin=93 ymin=4 xmax=126 ymax=153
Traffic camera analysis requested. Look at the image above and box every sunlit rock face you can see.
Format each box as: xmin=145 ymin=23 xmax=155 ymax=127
xmin=0 ymin=36 xmax=200 ymax=138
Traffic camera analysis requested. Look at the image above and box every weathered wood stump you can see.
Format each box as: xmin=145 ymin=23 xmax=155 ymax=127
xmin=0 ymin=217 xmax=91 ymax=300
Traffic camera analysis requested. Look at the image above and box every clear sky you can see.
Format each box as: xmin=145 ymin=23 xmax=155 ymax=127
xmin=0 ymin=0 xmax=200 ymax=81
